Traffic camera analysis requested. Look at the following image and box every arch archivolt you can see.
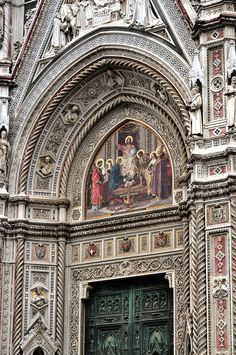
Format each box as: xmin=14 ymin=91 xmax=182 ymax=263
xmin=10 ymin=35 xmax=191 ymax=196
xmin=25 ymin=64 xmax=189 ymax=206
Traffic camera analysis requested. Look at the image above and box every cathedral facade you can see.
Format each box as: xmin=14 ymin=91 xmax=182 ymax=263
xmin=0 ymin=0 xmax=236 ymax=354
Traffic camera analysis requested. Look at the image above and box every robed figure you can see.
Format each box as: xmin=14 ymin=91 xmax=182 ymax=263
xmin=91 ymin=163 xmax=104 ymax=209
xmin=188 ymin=85 xmax=203 ymax=136
xmin=109 ymin=158 xmax=123 ymax=192
xmin=225 ymin=76 xmax=236 ymax=128
xmin=130 ymin=0 xmax=161 ymax=28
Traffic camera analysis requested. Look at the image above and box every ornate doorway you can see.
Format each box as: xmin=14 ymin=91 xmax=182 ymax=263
xmin=85 ymin=276 xmax=173 ymax=354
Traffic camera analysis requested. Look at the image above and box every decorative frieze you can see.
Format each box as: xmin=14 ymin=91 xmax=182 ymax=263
xmin=70 ymin=227 xmax=183 ymax=264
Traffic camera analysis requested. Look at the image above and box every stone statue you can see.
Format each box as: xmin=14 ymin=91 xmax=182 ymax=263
xmin=150 ymin=82 xmax=168 ymax=104
xmin=105 ymin=69 xmax=124 ymax=88
xmin=0 ymin=130 xmax=10 ymax=181
xmin=48 ymin=0 xmax=79 ymax=54
xmin=129 ymin=0 xmax=162 ymax=28
xmin=61 ymin=0 xmax=79 ymax=41
xmin=187 ymin=85 xmax=203 ymax=136
xmin=64 ymin=105 xmax=80 ymax=124
xmin=225 ymin=76 xmax=236 ymax=129
xmin=39 ymin=156 xmax=53 ymax=176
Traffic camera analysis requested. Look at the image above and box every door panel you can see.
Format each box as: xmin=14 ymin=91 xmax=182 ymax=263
xmin=85 ymin=277 xmax=173 ymax=354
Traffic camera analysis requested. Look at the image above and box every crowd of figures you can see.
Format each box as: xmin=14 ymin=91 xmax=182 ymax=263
xmin=47 ymin=0 xmax=162 ymax=54
xmin=88 ymin=136 xmax=172 ymax=213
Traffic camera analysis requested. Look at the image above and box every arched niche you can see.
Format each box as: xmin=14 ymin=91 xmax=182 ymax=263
xmin=67 ymin=101 xmax=187 ymax=222
xmin=85 ymin=120 xmax=173 ymax=220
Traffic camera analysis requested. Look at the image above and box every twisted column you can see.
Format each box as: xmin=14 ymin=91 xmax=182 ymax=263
xmin=196 ymin=204 xmax=207 ymax=355
xmin=182 ymin=219 xmax=190 ymax=306
xmin=56 ymin=239 xmax=66 ymax=354
xmin=190 ymin=206 xmax=198 ymax=355
xmin=231 ymin=199 xmax=236 ymax=353
xmin=13 ymin=235 xmax=25 ymax=355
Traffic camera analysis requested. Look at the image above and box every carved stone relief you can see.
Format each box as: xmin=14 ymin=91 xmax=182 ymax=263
xmin=70 ymin=226 xmax=182 ymax=264
xmin=206 ymin=203 xmax=229 ymax=226
xmin=46 ymin=0 xmax=164 ymax=55
xmin=27 ymin=67 xmax=187 ymax=198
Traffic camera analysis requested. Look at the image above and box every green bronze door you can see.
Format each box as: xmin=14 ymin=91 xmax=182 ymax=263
xmin=85 ymin=276 xmax=173 ymax=354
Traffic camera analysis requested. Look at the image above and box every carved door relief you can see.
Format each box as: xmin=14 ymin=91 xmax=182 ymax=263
xmin=85 ymin=276 xmax=173 ymax=354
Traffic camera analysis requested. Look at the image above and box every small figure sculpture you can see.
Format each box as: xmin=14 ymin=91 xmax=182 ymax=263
xmin=187 ymin=85 xmax=203 ymax=136
xmin=32 ymin=286 xmax=48 ymax=307
xmin=39 ymin=156 xmax=53 ymax=176
xmin=185 ymin=309 xmax=193 ymax=355
xmin=64 ymin=105 xmax=80 ymax=124
xmin=150 ymin=82 xmax=168 ymax=104
xmin=212 ymin=277 xmax=229 ymax=298
xmin=0 ymin=130 xmax=10 ymax=181
xmin=48 ymin=0 xmax=79 ymax=54
xmin=130 ymin=0 xmax=162 ymax=29
xmin=225 ymin=76 xmax=236 ymax=129
xmin=105 ymin=69 xmax=124 ymax=88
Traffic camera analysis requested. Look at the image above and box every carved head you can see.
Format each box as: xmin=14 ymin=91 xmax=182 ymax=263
xmin=1 ymin=131 xmax=7 ymax=139
xmin=191 ymin=85 xmax=199 ymax=95
xmin=231 ymin=76 xmax=236 ymax=87
xmin=72 ymin=105 xmax=79 ymax=113
xmin=36 ymin=286 xmax=42 ymax=295
xmin=45 ymin=156 xmax=50 ymax=164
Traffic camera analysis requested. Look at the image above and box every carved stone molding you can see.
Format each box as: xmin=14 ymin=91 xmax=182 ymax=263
xmin=80 ymin=282 xmax=93 ymax=301
xmin=70 ymin=253 xmax=184 ymax=354
xmin=165 ymin=271 xmax=174 ymax=288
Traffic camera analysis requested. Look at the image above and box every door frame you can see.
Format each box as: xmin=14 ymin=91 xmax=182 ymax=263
xmin=70 ymin=253 xmax=184 ymax=355
xmin=83 ymin=275 xmax=174 ymax=355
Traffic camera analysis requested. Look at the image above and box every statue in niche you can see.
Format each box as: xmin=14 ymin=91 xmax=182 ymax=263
xmin=0 ymin=130 xmax=10 ymax=182
xmin=32 ymin=286 xmax=48 ymax=307
xmin=105 ymin=69 xmax=125 ymax=89
xmin=187 ymin=85 xmax=203 ymax=136
xmin=64 ymin=105 xmax=80 ymax=124
xmin=39 ymin=156 xmax=54 ymax=177
xmin=225 ymin=75 xmax=236 ymax=129
xmin=129 ymin=0 xmax=162 ymax=29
